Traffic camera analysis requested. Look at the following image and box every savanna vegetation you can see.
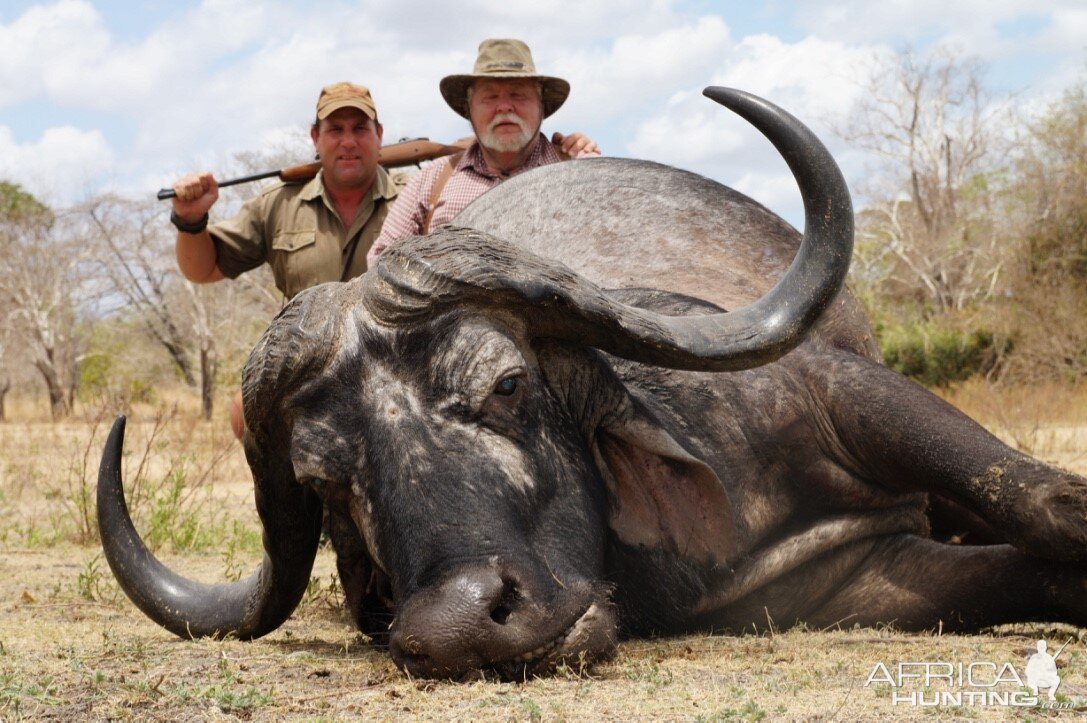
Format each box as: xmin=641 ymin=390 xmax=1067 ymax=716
xmin=1 ymin=47 xmax=1087 ymax=719
xmin=845 ymin=49 xmax=1087 ymax=388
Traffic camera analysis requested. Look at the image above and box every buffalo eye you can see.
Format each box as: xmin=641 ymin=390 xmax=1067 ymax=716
xmin=478 ymin=370 xmax=527 ymax=438
xmin=300 ymin=476 xmax=327 ymax=494
xmin=494 ymin=376 xmax=519 ymax=396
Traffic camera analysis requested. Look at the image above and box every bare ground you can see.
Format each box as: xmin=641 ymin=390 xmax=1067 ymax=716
xmin=1 ymin=386 xmax=1086 ymax=720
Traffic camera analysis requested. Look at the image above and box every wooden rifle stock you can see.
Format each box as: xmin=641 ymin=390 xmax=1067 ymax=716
xmin=157 ymin=137 xmax=470 ymax=200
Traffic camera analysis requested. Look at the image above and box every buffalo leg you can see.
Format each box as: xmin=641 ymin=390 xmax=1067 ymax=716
xmin=806 ymin=354 xmax=1087 ymax=561
xmin=803 ymin=535 xmax=1087 ymax=631
xmin=326 ymin=510 xmax=394 ymax=642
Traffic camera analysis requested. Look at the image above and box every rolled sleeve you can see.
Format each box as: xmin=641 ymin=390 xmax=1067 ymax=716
xmin=208 ymin=194 xmax=270 ymax=279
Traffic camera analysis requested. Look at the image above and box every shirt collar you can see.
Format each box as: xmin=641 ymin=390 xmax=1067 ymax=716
xmin=303 ymin=166 xmax=396 ymax=203
xmin=370 ymin=166 xmax=397 ymax=200
xmin=300 ymin=172 xmax=324 ymax=201
xmin=462 ymin=133 xmax=557 ymax=178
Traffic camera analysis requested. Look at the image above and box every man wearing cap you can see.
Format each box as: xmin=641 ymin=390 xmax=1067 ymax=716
xmin=170 ymin=81 xmax=394 ymax=300
xmin=367 ymin=38 xmax=600 ymax=262
xmin=169 ymin=81 xmax=393 ymax=437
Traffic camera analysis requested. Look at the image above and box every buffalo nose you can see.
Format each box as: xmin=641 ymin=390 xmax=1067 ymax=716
xmin=390 ymin=564 xmax=531 ymax=678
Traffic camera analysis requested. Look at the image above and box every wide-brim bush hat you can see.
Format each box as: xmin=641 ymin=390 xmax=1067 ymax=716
xmin=440 ymin=38 xmax=570 ymax=119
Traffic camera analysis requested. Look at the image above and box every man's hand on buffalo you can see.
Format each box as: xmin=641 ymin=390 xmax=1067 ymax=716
xmin=552 ymin=131 xmax=601 ymax=159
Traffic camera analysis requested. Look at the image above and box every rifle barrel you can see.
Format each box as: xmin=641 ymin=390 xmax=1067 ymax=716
xmin=156 ymin=137 xmax=467 ymax=201
xmin=157 ymin=169 xmax=281 ymax=200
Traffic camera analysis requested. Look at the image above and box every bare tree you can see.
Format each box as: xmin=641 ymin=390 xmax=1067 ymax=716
xmin=843 ymin=47 xmax=1011 ymax=316
xmin=173 ymin=264 xmax=282 ymax=420
xmin=80 ymin=195 xmax=281 ymax=419
xmin=82 ymin=195 xmax=199 ymax=386
xmin=65 ymin=136 xmax=313 ymax=420
xmin=0 ymin=182 xmax=86 ymax=419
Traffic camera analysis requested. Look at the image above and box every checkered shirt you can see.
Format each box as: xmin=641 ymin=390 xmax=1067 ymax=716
xmin=367 ymin=135 xmax=562 ymax=263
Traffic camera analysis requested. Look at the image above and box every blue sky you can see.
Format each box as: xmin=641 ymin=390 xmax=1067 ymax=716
xmin=1 ymin=1 xmax=1084 ymax=226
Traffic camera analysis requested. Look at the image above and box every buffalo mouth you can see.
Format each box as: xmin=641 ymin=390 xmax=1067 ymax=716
xmin=390 ymin=577 xmax=618 ymax=680
xmin=494 ymin=601 xmax=617 ymax=679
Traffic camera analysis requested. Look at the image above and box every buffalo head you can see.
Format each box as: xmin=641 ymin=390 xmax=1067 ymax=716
xmin=98 ymin=87 xmax=855 ymax=678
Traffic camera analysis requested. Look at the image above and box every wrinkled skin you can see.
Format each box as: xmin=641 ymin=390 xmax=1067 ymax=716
xmin=288 ymin=308 xmax=619 ymax=676
xmin=97 ymin=88 xmax=1087 ymax=681
xmin=306 ymin=274 xmax=1087 ymax=678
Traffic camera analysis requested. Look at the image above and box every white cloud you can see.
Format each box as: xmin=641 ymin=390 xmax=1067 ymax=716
xmin=623 ymin=34 xmax=880 ymax=225
xmin=1044 ymin=6 xmax=1087 ymax=49
xmin=1 ymin=0 xmax=1084 ymax=215
xmin=0 ymin=124 xmax=114 ymax=204
xmin=0 ymin=0 xmax=274 ymax=110
xmin=713 ymin=34 xmax=879 ymax=117
xmin=549 ymin=15 xmax=735 ymax=126
xmin=793 ymin=0 xmax=1036 ymax=43
xmin=1031 ymin=7 xmax=1087 ymax=94
xmin=363 ymin=0 xmax=690 ymax=47
xmin=0 ymin=0 xmax=108 ymax=106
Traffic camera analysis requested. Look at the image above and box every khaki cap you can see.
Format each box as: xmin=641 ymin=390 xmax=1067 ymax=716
xmin=440 ymin=38 xmax=570 ymax=120
xmin=316 ymin=82 xmax=377 ymax=121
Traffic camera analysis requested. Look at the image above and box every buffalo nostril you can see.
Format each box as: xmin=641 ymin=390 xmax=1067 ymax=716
xmin=489 ymin=577 xmax=521 ymax=625
xmin=490 ymin=602 xmax=513 ymax=625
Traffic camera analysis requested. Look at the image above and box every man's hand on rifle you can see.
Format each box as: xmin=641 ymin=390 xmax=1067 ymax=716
xmin=171 ymin=172 xmax=220 ymax=226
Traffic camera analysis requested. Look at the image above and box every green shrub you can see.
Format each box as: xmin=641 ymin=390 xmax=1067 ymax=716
xmin=878 ymin=322 xmax=1010 ymax=387
xmin=77 ymin=333 xmax=159 ymax=407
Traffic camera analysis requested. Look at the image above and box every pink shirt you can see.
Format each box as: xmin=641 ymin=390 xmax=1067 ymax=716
xmin=367 ymin=135 xmax=563 ymax=263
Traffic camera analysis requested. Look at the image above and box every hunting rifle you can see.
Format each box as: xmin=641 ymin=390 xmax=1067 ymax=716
xmin=156 ymin=137 xmax=470 ymax=200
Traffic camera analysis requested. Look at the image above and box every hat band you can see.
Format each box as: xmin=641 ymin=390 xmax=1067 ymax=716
xmin=481 ymin=61 xmax=527 ymax=72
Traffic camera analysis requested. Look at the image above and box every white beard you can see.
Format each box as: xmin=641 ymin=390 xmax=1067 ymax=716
xmin=477 ymin=113 xmax=538 ymax=153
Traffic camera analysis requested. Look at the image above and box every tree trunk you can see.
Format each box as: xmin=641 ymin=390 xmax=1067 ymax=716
xmin=200 ymin=344 xmax=214 ymax=421
xmin=34 ymin=359 xmax=70 ymax=421
xmin=67 ymin=355 xmax=78 ymax=414
xmin=0 ymin=377 xmax=9 ymax=422
xmin=164 ymin=339 xmax=198 ymax=387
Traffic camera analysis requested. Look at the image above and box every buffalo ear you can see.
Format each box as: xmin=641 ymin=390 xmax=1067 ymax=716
xmin=592 ymin=411 xmax=736 ymax=569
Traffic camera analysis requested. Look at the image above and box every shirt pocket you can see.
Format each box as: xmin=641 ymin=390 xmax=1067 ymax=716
xmin=271 ymin=230 xmax=317 ymax=253
xmin=270 ymin=230 xmax=321 ymax=299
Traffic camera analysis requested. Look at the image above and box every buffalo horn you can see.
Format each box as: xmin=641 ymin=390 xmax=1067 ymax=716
xmin=97 ymin=286 xmax=342 ymax=639
xmin=364 ymin=87 xmax=852 ymax=372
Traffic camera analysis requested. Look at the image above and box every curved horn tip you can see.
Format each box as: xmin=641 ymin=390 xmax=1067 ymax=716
xmin=702 ymin=86 xmax=746 ymax=104
xmin=702 ymin=85 xmax=733 ymax=98
xmin=701 ymin=86 xmax=783 ymax=123
xmin=99 ymin=414 xmax=128 ymax=488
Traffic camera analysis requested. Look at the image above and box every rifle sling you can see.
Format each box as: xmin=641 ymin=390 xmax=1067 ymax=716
xmin=421 ymin=152 xmax=463 ymax=235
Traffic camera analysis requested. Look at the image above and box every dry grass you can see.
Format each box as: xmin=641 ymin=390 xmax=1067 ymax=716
xmin=1 ymin=382 xmax=1086 ymax=720
xmin=938 ymin=379 xmax=1087 ymax=475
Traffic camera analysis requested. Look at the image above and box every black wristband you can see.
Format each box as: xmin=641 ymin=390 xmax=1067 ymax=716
xmin=170 ymin=210 xmax=209 ymax=234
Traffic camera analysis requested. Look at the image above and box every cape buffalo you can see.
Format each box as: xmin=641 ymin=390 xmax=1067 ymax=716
xmin=98 ymin=87 xmax=1087 ymax=680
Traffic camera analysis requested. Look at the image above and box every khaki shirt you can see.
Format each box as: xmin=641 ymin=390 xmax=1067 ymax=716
xmin=209 ymin=167 xmax=400 ymax=299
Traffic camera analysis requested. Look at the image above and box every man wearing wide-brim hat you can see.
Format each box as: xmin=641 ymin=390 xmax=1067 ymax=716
xmin=368 ymin=38 xmax=600 ymax=261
